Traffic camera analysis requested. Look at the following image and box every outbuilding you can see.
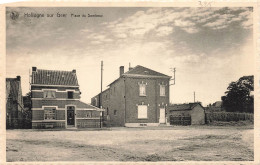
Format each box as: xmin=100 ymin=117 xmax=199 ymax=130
xmin=167 ymin=103 xmax=205 ymax=125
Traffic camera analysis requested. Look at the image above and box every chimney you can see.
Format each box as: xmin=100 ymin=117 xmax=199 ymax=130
xmin=16 ymin=76 xmax=21 ymax=81
xmin=72 ymin=69 xmax=76 ymax=73
xmin=129 ymin=63 xmax=133 ymax=71
xmin=120 ymin=66 xmax=124 ymax=76
xmin=32 ymin=67 xmax=37 ymax=72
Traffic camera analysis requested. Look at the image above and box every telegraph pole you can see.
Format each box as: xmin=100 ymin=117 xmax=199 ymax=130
xmin=194 ymin=91 xmax=196 ymax=103
xmin=100 ymin=61 xmax=103 ymax=108
xmin=100 ymin=61 xmax=103 ymax=128
xmin=170 ymin=68 xmax=176 ymax=86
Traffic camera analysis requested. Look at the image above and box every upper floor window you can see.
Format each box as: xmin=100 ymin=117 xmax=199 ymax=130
xmin=139 ymin=83 xmax=146 ymax=96
xmin=43 ymin=90 xmax=56 ymax=98
xmin=160 ymin=85 xmax=166 ymax=96
xmin=114 ymin=110 xmax=117 ymax=116
xmin=67 ymin=91 xmax=74 ymax=99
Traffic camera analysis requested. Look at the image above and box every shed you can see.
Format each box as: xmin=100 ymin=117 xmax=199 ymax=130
xmin=167 ymin=103 xmax=205 ymax=125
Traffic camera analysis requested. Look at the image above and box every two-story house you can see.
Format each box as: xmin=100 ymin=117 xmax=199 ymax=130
xmin=31 ymin=67 xmax=104 ymax=129
xmin=91 ymin=65 xmax=171 ymax=127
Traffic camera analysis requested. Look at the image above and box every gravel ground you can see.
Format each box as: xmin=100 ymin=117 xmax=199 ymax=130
xmin=6 ymin=125 xmax=254 ymax=162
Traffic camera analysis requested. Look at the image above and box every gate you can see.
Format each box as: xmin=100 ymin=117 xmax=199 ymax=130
xmin=170 ymin=115 xmax=191 ymax=125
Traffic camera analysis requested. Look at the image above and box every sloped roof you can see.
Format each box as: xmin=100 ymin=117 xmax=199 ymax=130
xmin=31 ymin=69 xmax=79 ymax=86
xmin=124 ymin=65 xmax=171 ymax=77
xmin=168 ymin=103 xmax=204 ymax=111
xmin=214 ymin=101 xmax=222 ymax=107
xmin=77 ymin=101 xmax=104 ymax=111
xmin=108 ymin=65 xmax=171 ymax=86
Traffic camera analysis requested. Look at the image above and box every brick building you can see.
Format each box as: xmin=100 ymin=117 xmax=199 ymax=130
xmin=6 ymin=76 xmax=24 ymax=129
xmin=31 ymin=67 xmax=103 ymax=129
xmin=91 ymin=65 xmax=171 ymax=127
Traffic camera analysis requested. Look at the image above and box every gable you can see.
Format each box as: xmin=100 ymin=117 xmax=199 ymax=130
xmin=31 ymin=69 xmax=79 ymax=86
xmin=124 ymin=65 xmax=171 ymax=78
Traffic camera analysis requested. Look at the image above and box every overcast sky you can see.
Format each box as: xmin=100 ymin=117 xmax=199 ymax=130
xmin=6 ymin=7 xmax=254 ymax=106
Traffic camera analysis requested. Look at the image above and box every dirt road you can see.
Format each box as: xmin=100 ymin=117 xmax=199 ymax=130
xmin=6 ymin=126 xmax=254 ymax=162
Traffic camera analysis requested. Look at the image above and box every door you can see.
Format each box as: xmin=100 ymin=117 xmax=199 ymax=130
xmin=159 ymin=108 xmax=166 ymax=123
xmin=67 ymin=106 xmax=75 ymax=126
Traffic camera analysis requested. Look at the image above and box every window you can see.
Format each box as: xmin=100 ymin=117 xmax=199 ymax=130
xmin=160 ymin=85 xmax=166 ymax=96
xmin=86 ymin=111 xmax=92 ymax=118
xmin=139 ymin=84 xmax=146 ymax=96
xmin=67 ymin=91 xmax=74 ymax=99
xmin=107 ymin=107 xmax=109 ymax=115
xmin=43 ymin=90 xmax=56 ymax=98
xmin=44 ymin=108 xmax=56 ymax=120
xmin=114 ymin=110 xmax=117 ymax=116
xmin=138 ymin=105 xmax=147 ymax=119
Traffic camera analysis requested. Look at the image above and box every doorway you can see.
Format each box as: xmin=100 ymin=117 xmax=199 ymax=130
xmin=67 ymin=106 xmax=75 ymax=126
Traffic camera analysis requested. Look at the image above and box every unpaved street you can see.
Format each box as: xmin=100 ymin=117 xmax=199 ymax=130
xmin=6 ymin=126 xmax=254 ymax=162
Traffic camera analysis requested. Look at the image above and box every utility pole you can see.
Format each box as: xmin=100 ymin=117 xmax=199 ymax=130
xmin=100 ymin=61 xmax=103 ymax=128
xmin=100 ymin=61 xmax=103 ymax=108
xmin=170 ymin=68 xmax=176 ymax=86
xmin=194 ymin=91 xmax=196 ymax=103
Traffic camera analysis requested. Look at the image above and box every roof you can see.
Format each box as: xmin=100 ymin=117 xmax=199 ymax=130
xmin=77 ymin=101 xmax=104 ymax=111
xmin=214 ymin=101 xmax=222 ymax=107
xmin=6 ymin=77 xmax=20 ymax=102
xmin=31 ymin=69 xmax=79 ymax=86
xmin=108 ymin=65 xmax=171 ymax=86
xmin=124 ymin=65 xmax=171 ymax=77
xmin=168 ymin=103 xmax=204 ymax=111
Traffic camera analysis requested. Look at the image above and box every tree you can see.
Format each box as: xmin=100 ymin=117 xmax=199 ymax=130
xmin=221 ymin=76 xmax=254 ymax=113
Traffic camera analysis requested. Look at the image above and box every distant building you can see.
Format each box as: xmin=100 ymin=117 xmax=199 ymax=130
xmin=167 ymin=103 xmax=205 ymax=125
xmin=31 ymin=67 xmax=104 ymax=129
xmin=6 ymin=76 xmax=24 ymax=129
xmin=206 ymin=101 xmax=223 ymax=112
xmin=91 ymin=65 xmax=171 ymax=127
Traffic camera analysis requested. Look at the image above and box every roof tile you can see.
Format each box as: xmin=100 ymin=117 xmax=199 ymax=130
xmin=31 ymin=69 xmax=79 ymax=86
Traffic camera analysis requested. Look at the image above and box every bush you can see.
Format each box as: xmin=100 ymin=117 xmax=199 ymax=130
xmin=205 ymin=112 xmax=253 ymax=124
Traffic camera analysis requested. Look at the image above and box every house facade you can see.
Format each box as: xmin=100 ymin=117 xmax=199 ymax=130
xmin=6 ymin=76 xmax=24 ymax=129
xmin=167 ymin=103 xmax=205 ymax=125
xmin=31 ymin=67 xmax=103 ymax=129
xmin=91 ymin=65 xmax=171 ymax=127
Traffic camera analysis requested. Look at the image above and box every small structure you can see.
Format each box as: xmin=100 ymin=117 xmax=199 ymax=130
xmin=31 ymin=67 xmax=104 ymax=129
xmin=6 ymin=76 xmax=24 ymax=129
xmin=91 ymin=65 xmax=171 ymax=127
xmin=167 ymin=103 xmax=205 ymax=125
xmin=206 ymin=101 xmax=223 ymax=112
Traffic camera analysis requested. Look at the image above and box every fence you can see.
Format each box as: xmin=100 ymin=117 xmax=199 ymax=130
xmin=205 ymin=112 xmax=253 ymax=123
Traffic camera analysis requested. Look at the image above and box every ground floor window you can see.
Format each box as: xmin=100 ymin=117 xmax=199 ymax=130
xmin=44 ymin=107 xmax=56 ymax=120
xmin=138 ymin=105 xmax=147 ymax=119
